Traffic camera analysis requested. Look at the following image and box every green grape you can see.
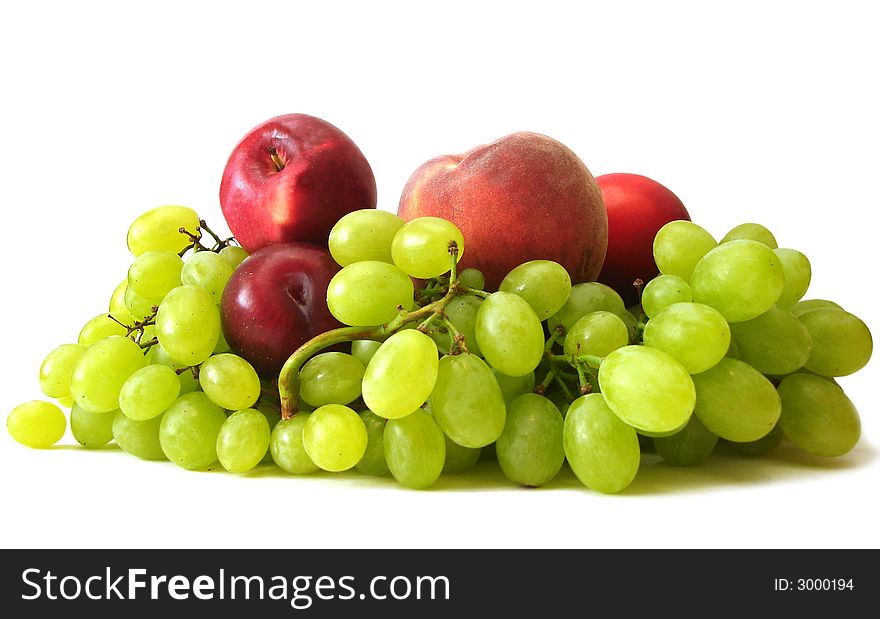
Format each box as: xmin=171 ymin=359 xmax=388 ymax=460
xmin=619 ymin=306 xmax=640 ymax=344
xmin=729 ymin=306 xmax=811 ymax=375
xmin=355 ymin=410 xmax=389 ymax=476
xmin=598 ymin=346 xmax=695 ymax=436
xmin=791 ymin=298 xmax=842 ymax=317
xmin=726 ymin=336 xmax=740 ymax=359
xmin=329 ymin=209 xmax=405 ymax=266
xmin=159 ymin=392 xmax=227 ymax=470
xmin=547 ymin=282 xmax=627 ymax=334
xmin=691 ymin=239 xmax=785 ymax=322
xmin=391 ymin=217 xmax=464 ymax=279
xmin=327 ymin=261 xmax=414 ymax=326
xmin=181 ymin=251 xmax=233 ymax=303
xmin=691 ymin=357 xmax=780 ymax=442
xmin=362 ymin=330 xmax=439 ymax=419
xmin=156 ymin=285 xmax=220 ymax=366
xmin=496 ymin=393 xmax=564 ymax=487
xmin=128 ymin=250 xmax=183 ymax=302
xmin=302 ymin=404 xmax=368 ymax=472
xmin=299 ymin=352 xmax=365 ymax=407
xmin=270 ymin=415 xmax=318 ymax=474
xmin=778 ymin=373 xmax=860 ymax=457
xmin=642 ymin=302 xmax=731 ymax=374
xmin=150 ymin=343 xmax=200 ymax=394
xmin=219 ymin=245 xmax=249 ymax=268
xmin=721 ymin=222 xmax=778 ymax=248
xmin=442 ymin=434 xmax=481 ymax=474
xmin=199 ymin=353 xmax=261 ymax=410
xmin=255 ymin=403 xmax=281 ymax=432
xmin=384 ymin=409 xmax=446 ymax=489
xmin=216 ymin=409 xmax=271 ymax=473
xmin=499 ymin=260 xmax=572 ymax=320
xmin=798 ymin=308 xmax=872 ymax=377
xmin=78 ymin=312 xmax=132 ymax=346
xmin=492 ymin=369 xmax=535 ymax=407
xmin=727 ymin=425 xmax=783 ymax=456
xmin=642 ymin=275 xmax=692 ymax=318
xmin=119 ymin=364 xmax=181 ymax=421
xmin=70 ymin=404 xmax=115 ymax=448
xmin=70 ymin=336 xmax=146 ymax=413
xmin=652 ymin=415 xmax=717 ymax=466
xmin=112 ymin=411 xmax=166 ymax=460
xmin=773 ymin=248 xmax=811 ymax=309
xmin=475 ymin=291 xmax=544 ymax=377
xmin=431 ymin=295 xmax=483 ymax=356
xmin=124 ymin=284 xmax=158 ymax=321
xmin=213 ymin=329 xmax=231 ymax=354
xmin=57 ymin=396 xmax=75 ymax=408
xmin=351 ymin=340 xmax=382 ymax=368
xmin=7 ymin=401 xmax=66 ymax=448
xmin=109 ymin=279 xmax=129 ymax=315
xmin=563 ymin=394 xmax=640 ymax=494
xmin=127 ymin=205 xmax=200 ymax=256
xmin=653 ymin=220 xmax=718 ymax=281
xmin=563 ymin=311 xmax=629 ymax=359
xmin=429 ymin=353 xmax=506 ymax=448
xmin=39 ymin=343 xmax=87 ymax=398
xmin=458 ymin=268 xmax=485 ymax=291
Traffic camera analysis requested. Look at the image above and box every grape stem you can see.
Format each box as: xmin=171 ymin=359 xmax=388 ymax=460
xmin=534 ymin=368 xmax=556 ymax=396
xmin=278 ymin=243 xmax=467 ymax=419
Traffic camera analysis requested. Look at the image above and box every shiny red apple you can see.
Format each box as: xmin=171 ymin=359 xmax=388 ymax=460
xmin=220 ymin=243 xmax=341 ymax=377
xmin=596 ymin=173 xmax=690 ymax=304
xmin=220 ymin=113 xmax=377 ymax=253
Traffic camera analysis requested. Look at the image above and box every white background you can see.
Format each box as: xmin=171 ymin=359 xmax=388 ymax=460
xmin=0 ymin=1 xmax=877 ymax=549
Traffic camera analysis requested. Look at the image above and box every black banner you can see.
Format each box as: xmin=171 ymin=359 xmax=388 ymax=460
xmin=0 ymin=550 xmax=873 ymax=616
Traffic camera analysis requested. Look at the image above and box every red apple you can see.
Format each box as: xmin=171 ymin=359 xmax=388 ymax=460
xmin=397 ymin=132 xmax=607 ymax=291
xmin=220 ymin=113 xmax=377 ymax=253
xmin=596 ymin=173 xmax=690 ymax=304
xmin=221 ymin=243 xmax=341 ymax=377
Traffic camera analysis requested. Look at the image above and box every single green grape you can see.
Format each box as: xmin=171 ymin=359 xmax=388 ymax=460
xmin=778 ymin=373 xmax=860 ymax=457
xmin=642 ymin=302 xmax=731 ymax=374
xmin=299 ymin=352 xmax=365 ymax=407
xmin=156 ymin=285 xmax=220 ymax=366
xmin=442 ymin=434 xmax=481 ymax=474
xmin=721 ymin=222 xmax=778 ymax=248
xmin=362 ymin=330 xmax=439 ymax=419
xmin=691 ymin=357 xmax=780 ymax=442
xmin=384 ymin=409 xmax=446 ymax=489
xmin=356 ymin=410 xmax=390 ymax=476
xmin=270 ymin=415 xmax=318 ymax=475
xmin=499 ymin=260 xmax=572 ymax=320
xmin=429 ymin=353 xmax=506 ymax=448
xmin=219 ymin=245 xmax=249 ymax=268
xmin=619 ymin=306 xmax=641 ymax=344
xmin=159 ymin=392 xmax=227 ymax=470
xmin=691 ymin=239 xmax=785 ymax=322
xmin=791 ymin=299 xmax=842 ymax=317
xmin=496 ymin=393 xmax=564 ymax=487
xmin=492 ymin=369 xmax=535 ymax=408
xmin=727 ymin=425 xmax=783 ymax=456
xmin=563 ymin=311 xmax=629 ymax=359
xmin=181 ymin=251 xmax=234 ymax=303
xmin=563 ymin=393 xmax=640 ymax=494
xmin=327 ymin=261 xmax=414 ymax=326
xmin=199 ymin=353 xmax=261 ymax=411
xmin=351 ymin=340 xmax=382 ymax=368
xmin=431 ymin=295 xmax=483 ymax=356
xmin=57 ymin=395 xmax=75 ymax=409
xmin=548 ymin=282 xmax=627 ymax=333
xmin=7 ymin=401 xmax=66 ymax=448
xmin=302 ymin=404 xmax=368 ymax=472
xmin=78 ymin=312 xmax=132 ymax=346
xmin=112 ymin=411 xmax=166 ymax=460
xmin=391 ymin=217 xmax=464 ymax=279
xmin=150 ymin=343 xmax=200 ymax=394
xmin=729 ymin=305 xmax=811 ymax=375
xmin=213 ymin=329 xmax=231 ymax=354
xmin=798 ymin=308 xmax=872 ymax=377
xmin=109 ymin=279 xmax=129 ymax=315
xmin=652 ymin=415 xmax=717 ymax=466
xmin=598 ymin=345 xmax=695 ymax=436
xmin=653 ymin=220 xmax=718 ymax=281
xmin=119 ymin=364 xmax=181 ymax=421
xmin=217 ymin=409 xmax=271 ymax=473
xmin=458 ymin=268 xmax=485 ymax=291
xmin=773 ymin=248 xmax=811 ymax=309
xmin=642 ymin=275 xmax=692 ymax=318
xmin=128 ymin=250 xmax=184 ymax=302
xmin=124 ymin=284 xmax=158 ymax=321
xmin=475 ymin=292 xmax=544 ymax=377
xmin=329 ymin=209 xmax=405 ymax=266
xmin=70 ymin=404 xmax=115 ymax=448
xmin=70 ymin=336 xmax=146 ymax=413
xmin=127 ymin=205 xmax=200 ymax=256
xmin=39 ymin=343 xmax=87 ymax=398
